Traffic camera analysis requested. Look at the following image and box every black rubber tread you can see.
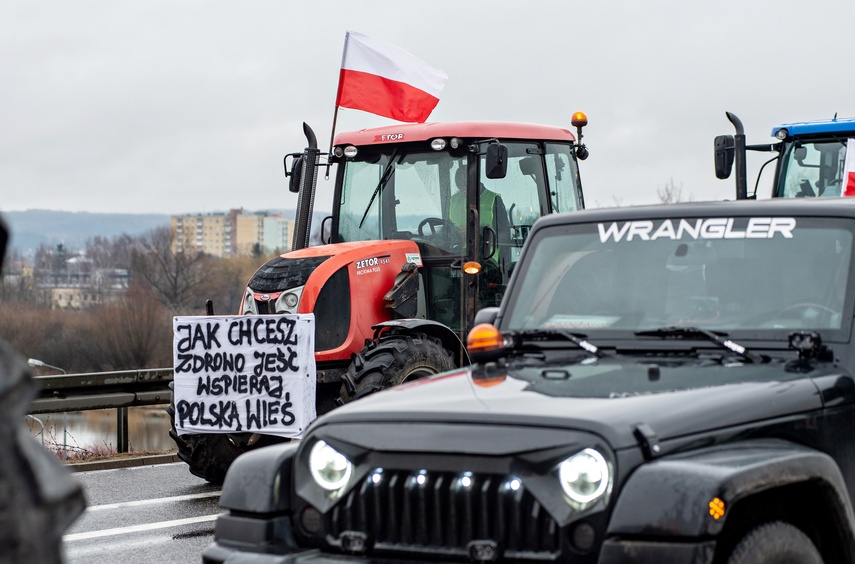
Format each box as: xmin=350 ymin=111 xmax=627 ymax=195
xmin=727 ymin=521 xmax=822 ymax=564
xmin=166 ymin=392 xmax=284 ymax=485
xmin=339 ymin=332 xmax=455 ymax=403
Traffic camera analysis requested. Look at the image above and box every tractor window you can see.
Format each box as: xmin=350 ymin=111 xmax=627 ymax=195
xmin=545 ymin=143 xmax=583 ymax=213
xmin=480 ymin=143 xmax=545 ymax=266
xmin=337 ymin=151 xmax=465 ymax=253
xmin=779 ymin=140 xmax=847 ymax=198
xmin=338 ymin=158 xmax=387 ymax=242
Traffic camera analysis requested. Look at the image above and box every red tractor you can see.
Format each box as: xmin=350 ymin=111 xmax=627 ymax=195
xmin=170 ymin=116 xmax=590 ymax=482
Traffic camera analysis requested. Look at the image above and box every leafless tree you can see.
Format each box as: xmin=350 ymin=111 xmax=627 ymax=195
xmin=657 ymin=178 xmax=691 ymax=204
xmin=86 ymin=284 xmax=172 ymax=369
xmin=131 ymin=227 xmax=211 ymax=313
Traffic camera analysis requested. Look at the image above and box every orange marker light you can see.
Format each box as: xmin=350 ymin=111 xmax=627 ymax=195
xmin=467 ymin=323 xmax=503 ymax=354
xmin=571 ymin=111 xmax=588 ymax=128
xmin=463 ymin=261 xmax=482 ymax=275
xmin=709 ymin=497 xmax=725 ymax=520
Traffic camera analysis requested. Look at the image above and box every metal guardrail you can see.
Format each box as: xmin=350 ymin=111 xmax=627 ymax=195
xmin=28 ymin=368 xmax=173 ymax=453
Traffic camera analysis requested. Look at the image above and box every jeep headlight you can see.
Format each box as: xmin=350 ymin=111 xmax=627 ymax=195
xmin=309 ymin=440 xmax=353 ymax=491
xmin=558 ymin=448 xmax=612 ymax=508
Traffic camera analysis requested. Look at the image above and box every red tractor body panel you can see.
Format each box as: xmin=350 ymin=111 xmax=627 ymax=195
xmin=292 ymin=240 xmax=422 ymax=363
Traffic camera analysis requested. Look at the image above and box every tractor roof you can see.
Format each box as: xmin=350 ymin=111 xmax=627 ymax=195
xmin=771 ymin=116 xmax=855 ymax=138
xmin=334 ymin=121 xmax=576 ymax=146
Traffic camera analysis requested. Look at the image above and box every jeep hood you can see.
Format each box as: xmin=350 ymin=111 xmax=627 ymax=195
xmin=316 ymin=357 xmax=854 ymax=451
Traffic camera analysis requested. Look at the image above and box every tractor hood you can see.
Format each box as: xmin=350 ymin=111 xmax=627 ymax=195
xmin=313 ymin=355 xmax=854 ymax=453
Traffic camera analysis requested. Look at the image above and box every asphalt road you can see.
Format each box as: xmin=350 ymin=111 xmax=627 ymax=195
xmin=63 ymin=462 xmax=221 ymax=564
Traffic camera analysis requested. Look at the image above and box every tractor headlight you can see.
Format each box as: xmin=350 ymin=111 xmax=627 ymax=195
xmin=558 ymin=448 xmax=612 ymax=508
xmin=242 ymin=287 xmax=257 ymax=315
xmin=309 ymin=440 xmax=353 ymax=491
xmin=274 ymin=285 xmax=304 ymax=314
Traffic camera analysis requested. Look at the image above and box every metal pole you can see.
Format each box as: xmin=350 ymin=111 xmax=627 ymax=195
xmin=117 ymin=407 xmax=129 ymax=453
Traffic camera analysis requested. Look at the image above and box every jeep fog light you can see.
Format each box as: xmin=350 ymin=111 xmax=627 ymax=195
xmin=559 ymin=448 xmax=611 ymax=507
xmin=309 ymin=440 xmax=353 ymax=491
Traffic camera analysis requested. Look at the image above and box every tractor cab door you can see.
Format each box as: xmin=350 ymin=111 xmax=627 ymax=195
xmin=474 ymin=142 xmax=584 ymax=311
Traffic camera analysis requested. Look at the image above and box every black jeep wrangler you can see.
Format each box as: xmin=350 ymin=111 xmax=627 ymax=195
xmin=203 ymin=198 xmax=855 ymax=563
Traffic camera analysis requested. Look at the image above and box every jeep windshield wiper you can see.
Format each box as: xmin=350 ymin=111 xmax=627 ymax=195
xmin=635 ymin=326 xmax=765 ymax=363
xmin=510 ymin=329 xmax=605 ymax=358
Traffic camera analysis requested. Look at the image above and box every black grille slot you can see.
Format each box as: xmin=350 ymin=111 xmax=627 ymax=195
xmin=326 ymin=469 xmax=560 ymax=560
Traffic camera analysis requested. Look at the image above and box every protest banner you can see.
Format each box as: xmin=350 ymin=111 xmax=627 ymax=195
xmin=172 ymin=314 xmax=316 ymax=438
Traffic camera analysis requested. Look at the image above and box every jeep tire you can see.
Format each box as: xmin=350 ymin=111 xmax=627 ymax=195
xmin=727 ymin=521 xmax=822 ymax=564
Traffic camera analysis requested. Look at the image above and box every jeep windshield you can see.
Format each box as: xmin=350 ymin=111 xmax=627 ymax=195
xmin=503 ymin=216 xmax=855 ymax=340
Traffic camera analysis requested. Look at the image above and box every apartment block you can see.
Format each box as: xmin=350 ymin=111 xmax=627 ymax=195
xmin=171 ymin=210 xmax=294 ymax=257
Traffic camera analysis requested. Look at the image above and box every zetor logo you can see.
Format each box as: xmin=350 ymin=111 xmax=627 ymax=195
xmin=598 ymin=217 xmax=797 ymax=243
xmin=355 ymin=257 xmax=380 ymax=269
xmin=373 ymin=133 xmax=404 ymax=142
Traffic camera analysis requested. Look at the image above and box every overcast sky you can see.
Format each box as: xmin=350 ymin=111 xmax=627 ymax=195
xmin=3 ymin=1 xmax=854 ymax=216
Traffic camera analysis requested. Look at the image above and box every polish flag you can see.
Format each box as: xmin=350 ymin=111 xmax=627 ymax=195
xmin=335 ymin=31 xmax=448 ymax=123
xmin=843 ymin=139 xmax=855 ymax=197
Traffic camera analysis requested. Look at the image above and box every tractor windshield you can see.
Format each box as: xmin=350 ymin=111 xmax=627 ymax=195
xmin=335 ymin=142 xmax=584 ymax=261
xmin=778 ymin=140 xmax=847 ymax=198
xmin=337 ymin=150 xmax=464 ymax=253
xmin=503 ymin=216 xmax=855 ymax=339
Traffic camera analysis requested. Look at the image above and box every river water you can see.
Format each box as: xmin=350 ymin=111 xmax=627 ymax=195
xmin=27 ymin=406 xmax=175 ymax=459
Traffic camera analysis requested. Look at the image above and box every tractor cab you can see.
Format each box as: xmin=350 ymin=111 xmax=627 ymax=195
xmin=771 ymin=119 xmax=854 ymax=198
xmin=715 ymin=112 xmax=855 ymax=199
xmin=324 ymin=121 xmax=587 ymax=335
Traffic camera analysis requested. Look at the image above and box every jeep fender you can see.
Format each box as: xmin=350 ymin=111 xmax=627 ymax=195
xmin=219 ymin=442 xmax=298 ymax=514
xmin=607 ymin=439 xmax=855 ymax=543
xmin=371 ymin=319 xmax=470 ymax=367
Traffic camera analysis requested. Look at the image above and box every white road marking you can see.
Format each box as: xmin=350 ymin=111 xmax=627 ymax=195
xmin=85 ymin=491 xmax=221 ymax=512
xmin=63 ymin=514 xmax=220 ymax=542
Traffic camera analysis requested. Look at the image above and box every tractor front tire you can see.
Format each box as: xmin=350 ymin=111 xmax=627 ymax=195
xmin=166 ymin=393 xmax=283 ymax=485
xmin=340 ymin=332 xmax=455 ymax=403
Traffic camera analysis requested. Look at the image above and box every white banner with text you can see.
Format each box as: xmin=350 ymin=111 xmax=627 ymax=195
xmin=172 ymin=314 xmax=316 ymax=438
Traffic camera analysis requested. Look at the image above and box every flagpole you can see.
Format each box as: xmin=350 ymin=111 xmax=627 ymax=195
xmin=326 ymin=31 xmax=350 ymax=179
xmin=325 ymin=105 xmax=340 ymax=179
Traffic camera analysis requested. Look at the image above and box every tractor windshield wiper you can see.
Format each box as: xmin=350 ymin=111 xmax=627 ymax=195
xmin=634 ymin=326 xmax=765 ymax=363
xmin=510 ymin=329 xmax=605 ymax=358
xmin=358 ymin=149 xmax=400 ymax=229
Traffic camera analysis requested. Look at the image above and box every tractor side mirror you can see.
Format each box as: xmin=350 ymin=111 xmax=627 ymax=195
xmin=287 ymin=155 xmax=304 ymax=193
xmin=794 ymin=146 xmax=807 ymax=165
xmin=320 ymin=216 xmax=332 ymax=245
xmin=485 ymin=143 xmax=508 ymax=179
xmin=714 ymin=135 xmax=735 ymax=179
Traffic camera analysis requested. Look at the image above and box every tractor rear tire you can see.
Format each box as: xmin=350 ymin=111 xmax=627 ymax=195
xmin=340 ymin=332 xmax=455 ymax=403
xmin=166 ymin=391 xmax=284 ymax=485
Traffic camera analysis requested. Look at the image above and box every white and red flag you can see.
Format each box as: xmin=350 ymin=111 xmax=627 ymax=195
xmin=335 ymin=31 xmax=447 ymax=123
xmin=842 ymin=139 xmax=855 ymax=197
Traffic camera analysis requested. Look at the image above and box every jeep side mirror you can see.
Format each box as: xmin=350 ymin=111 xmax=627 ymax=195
xmin=714 ymin=135 xmax=735 ymax=179
xmin=485 ymin=143 xmax=508 ymax=179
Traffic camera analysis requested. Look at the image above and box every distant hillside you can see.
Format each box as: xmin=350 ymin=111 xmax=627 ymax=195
xmin=2 ymin=210 xmax=171 ymax=256
xmin=1 ymin=209 xmax=329 ymax=258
